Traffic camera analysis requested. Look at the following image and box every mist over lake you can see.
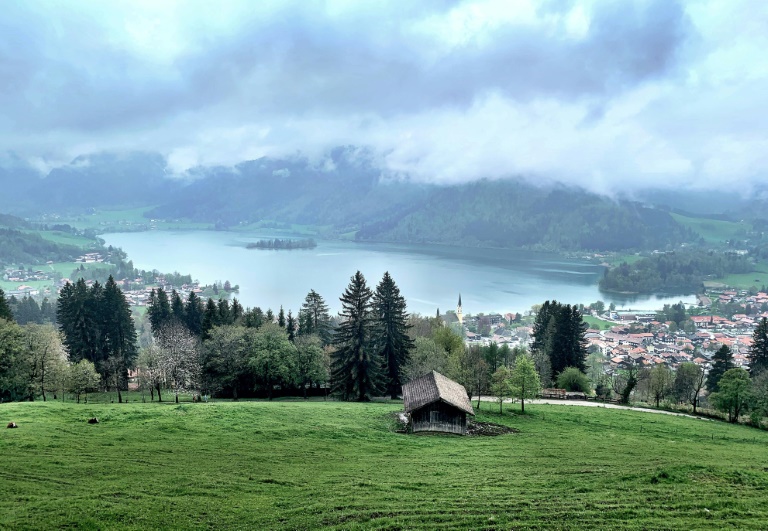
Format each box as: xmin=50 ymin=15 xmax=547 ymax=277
xmin=101 ymin=230 xmax=694 ymax=316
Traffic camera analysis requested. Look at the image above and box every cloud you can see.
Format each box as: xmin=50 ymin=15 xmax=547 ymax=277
xmin=0 ymin=0 xmax=766 ymax=194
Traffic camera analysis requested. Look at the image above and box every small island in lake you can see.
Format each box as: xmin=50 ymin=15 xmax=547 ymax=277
xmin=246 ymin=238 xmax=317 ymax=250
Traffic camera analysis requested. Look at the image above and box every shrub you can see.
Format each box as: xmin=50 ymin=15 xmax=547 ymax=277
xmin=556 ymin=367 xmax=591 ymax=393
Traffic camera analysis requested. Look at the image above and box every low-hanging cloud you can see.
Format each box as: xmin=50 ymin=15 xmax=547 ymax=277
xmin=1 ymin=0 xmax=766 ymax=195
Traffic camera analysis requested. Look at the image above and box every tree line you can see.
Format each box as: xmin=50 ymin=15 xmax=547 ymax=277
xmin=599 ymin=250 xmax=753 ymax=293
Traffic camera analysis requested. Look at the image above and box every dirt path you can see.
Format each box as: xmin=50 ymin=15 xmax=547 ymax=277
xmin=476 ymin=397 xmax=709 ymax=420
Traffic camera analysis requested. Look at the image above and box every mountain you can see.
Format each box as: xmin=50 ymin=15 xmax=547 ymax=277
xmin=148 ymin=150 xmax=694 ymax=252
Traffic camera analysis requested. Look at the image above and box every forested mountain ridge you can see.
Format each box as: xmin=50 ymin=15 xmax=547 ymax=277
xmin=2 ymin=148 xmax=700 ymax=253
xmin=355 ymin=180 xmax=694 ymax=252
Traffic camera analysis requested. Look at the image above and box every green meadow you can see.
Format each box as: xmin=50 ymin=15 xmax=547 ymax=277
xmin=1 ymin=400 xmax=768 ymax=530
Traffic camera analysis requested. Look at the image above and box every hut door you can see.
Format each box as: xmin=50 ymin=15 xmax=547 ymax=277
xmin=430 ymin=410 xmax=439 ymax=423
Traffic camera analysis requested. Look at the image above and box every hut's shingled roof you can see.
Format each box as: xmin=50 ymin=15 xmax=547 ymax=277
xmin=402 ymin=371 xmax=475 ymax=416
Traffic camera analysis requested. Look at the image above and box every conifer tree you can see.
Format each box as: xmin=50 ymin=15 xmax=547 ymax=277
xmin=531 ymin=301 xmax=588 ymax=379
xmin=707 ymin=344 xmax=734 ymax=392
xmin=147 ymin=288 xmax=171 ymax=334
xmin=231 ymin=298 xmax=244 ymax=323
xmin=286 ymin=310 xmax=296 ymax=342
xmin=0 ymin=288 xmax=13 ymax=322
xmin=184 ymin=291 xmax=204 ymax=337
xmin=201 ymin=298 xmax=220 ymax=339
xmin=749 ymin=317 xmax=768 ymax=375
xmin=278 ymin=306 xmax=286 ymax=328
xmin=101 ymin=276 xmax=138 ymax=402
xmin=217 ymin=298 xmax=232 ymax=325
xmin=266 ymin=308 xmax=274 ymax=322
xmin=331 ymin=271 xmax=382 ymax=401
xmin=170 ymin=289 xmax=185 ymax=323
xmin=372 ymin=272 xmax=414 ymax=399
xmin=299 ymin=290 xmax=332 ymax=344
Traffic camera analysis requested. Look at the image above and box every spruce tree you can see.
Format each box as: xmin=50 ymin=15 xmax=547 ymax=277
xmin=299 ymin=290 xmax=332 ymax=344
xmin=278 ymin=306 xmax=286 ymax=328
xmin=707 ymin=344 xmax=734 ymax=392
xmin=170 ymin=289 xmax=185 ymax=323
xmin=201 ymin=298 xmax=220 ymax=339
xmin=217 ymin=298 xmax=232 ymax=325
xmin=0 ymin=288 xmax=13 ymax=322
xmin=749 ymin=317 xmax=768 ymax=375
xmin=286 ymin=310 xmax=296 ymax=342
xmin=372 ymin=272 xmax=414 ymax=399
xmin=148 ymin=288 xmax=171 ymax=334
xmin=331 ymin=271 xmax=382 ymax=401
xmin=101 ymin=276 xmax=138 ymax=402
xmin=531 ymin=301 xmax=588 ymax=380
xmin=231 ymin=298 xmax=244 ymax=323
xmin=184 ymin=291 xmax=204 ymax=337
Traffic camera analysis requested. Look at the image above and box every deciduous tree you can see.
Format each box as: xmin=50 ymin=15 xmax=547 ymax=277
xmin=509 ymin=353 xmax=540 ymax=413
xmin=711 ymin=368 xmax=751 ymax=423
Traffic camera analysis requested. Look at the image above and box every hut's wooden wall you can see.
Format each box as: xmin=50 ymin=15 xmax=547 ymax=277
xmin=411 ymin=401 xmax=467 ymax=435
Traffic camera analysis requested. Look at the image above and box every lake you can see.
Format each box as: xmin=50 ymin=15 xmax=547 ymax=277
xmin=101 ymin=230 xmax=695 ymax=316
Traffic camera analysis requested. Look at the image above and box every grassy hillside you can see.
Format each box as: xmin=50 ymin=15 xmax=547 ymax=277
xmin=670 ymin=213 xmax=749 ymax=245
xmin=2 ymin=400 xmax=767 ymax=529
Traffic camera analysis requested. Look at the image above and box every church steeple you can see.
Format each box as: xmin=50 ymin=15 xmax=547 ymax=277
xmin=456 ymin=294 xmax=463 ymax=326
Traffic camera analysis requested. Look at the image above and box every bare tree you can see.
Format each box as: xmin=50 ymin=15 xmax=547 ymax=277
xmin=156 ymin=322 xmax=201 ymax=403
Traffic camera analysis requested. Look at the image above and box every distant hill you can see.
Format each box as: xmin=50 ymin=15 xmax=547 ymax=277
xmin=1 ymin=148 xmax=706 ymax=253
xmin=0 ymin=152 xmax=184 ymax=215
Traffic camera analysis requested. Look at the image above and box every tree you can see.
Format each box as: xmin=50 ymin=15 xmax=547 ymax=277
xmin=648 ymin=364 xmax=674 ymax=407
xmin=0 ymin=288 xmax=14 ymax=322
xmin=184 ymin=291 xmax=204 ymax=337
xmin=749 ymin=369 xmax=768 ymax=424
xmin=100 ymin=276 xmax=138 ymax=403
xmin=201 ymin=298 xmax=219 ymax=339
xmin=202 ymin=325 xmax=248 ymax=399
xmin=24 ymin=324 xmax=66 ymax=402
xmin=531 ymin=301 xmax=588 ymax=380
xmin=612 ymin=361 xmax=642 ymax=404
xmin=147 ymin=288 xmax=171 ymax=334
xmin=67 ymin=360 xmax=101 ymax=403
xmin=706 ymin=344 xmax=735 ymax=392
xmin=673 ymin=362 xmax=706 ymax=413
xmin=156 ymin=322 xmax=201 ymax=403
xmin=293 ymin=334 xmax=326 ymax=399
xmin=299 ymin=290 xmax=332 ymax=344
xmin=749 ymin=317 xmax=768 ymax=376
xmin=331 ymin=271 xmax=381 ymax=401
xmin=136 ymin=344 xmax=165 ymax=401
xmin=0 ymin=318 xmax=27 ymax=401
xmin=372 ymin=272 xmax=414 ymax=399
xmin=710 ymin=368 xmax=751 ymax=423
xmin=247 ymin=323 xmax=295 ymax=400
xmin=285 ymin=310 xmax=296 ymax=342
xmin=556 ymin=367 xmax=590 ymax=393
xmin=509 ymin=353 xmax=540 ymax=413
xmin=490 ymin=366 xmax=512 ymax=414
xmin=277 ymin=306 xmax=286 ymax=328
xmin=402 ymin=337 xmax=448 ymax=383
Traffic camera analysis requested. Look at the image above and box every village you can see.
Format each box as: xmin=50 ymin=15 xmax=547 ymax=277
xmin=453 ymin=287 xmax=768 ymax=376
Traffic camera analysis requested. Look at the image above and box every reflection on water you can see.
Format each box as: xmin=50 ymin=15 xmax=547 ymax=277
xmin=102 ymin=231 xmax=696 ymax=315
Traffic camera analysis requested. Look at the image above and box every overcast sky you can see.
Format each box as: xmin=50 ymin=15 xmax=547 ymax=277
xmin=1 ymin=0 xmax=766 ymax=194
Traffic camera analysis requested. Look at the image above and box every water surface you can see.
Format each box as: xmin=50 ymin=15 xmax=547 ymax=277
xmin=102 ymin=231 xmax=695 ymax=316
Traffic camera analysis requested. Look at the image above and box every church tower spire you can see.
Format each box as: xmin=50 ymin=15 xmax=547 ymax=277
xmin=456 ymin=294 xmax=463 ymax=326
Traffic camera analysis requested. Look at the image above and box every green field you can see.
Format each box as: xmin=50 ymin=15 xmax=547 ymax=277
xmin=2 ymin=400 xmax=767 ymax=529
xmin=671 ymin=213 xmax=749 ymax=245
xmin=582 ymin=315 xmax=614 ymax=330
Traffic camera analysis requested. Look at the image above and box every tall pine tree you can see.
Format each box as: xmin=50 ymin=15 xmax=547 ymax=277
xmin=706 ymin=344 xmax=734 ymax=392
xmin=749 ymin=317 xmax=768 ymax=376
xmin=331 ymin=271 xmax=382 ymax=401
xmin=372 ymin=272 xmax=414 ymax=399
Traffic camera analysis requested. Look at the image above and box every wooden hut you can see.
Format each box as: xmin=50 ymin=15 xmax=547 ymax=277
xmin=402 ymin=371 xmax=475 ymax=435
